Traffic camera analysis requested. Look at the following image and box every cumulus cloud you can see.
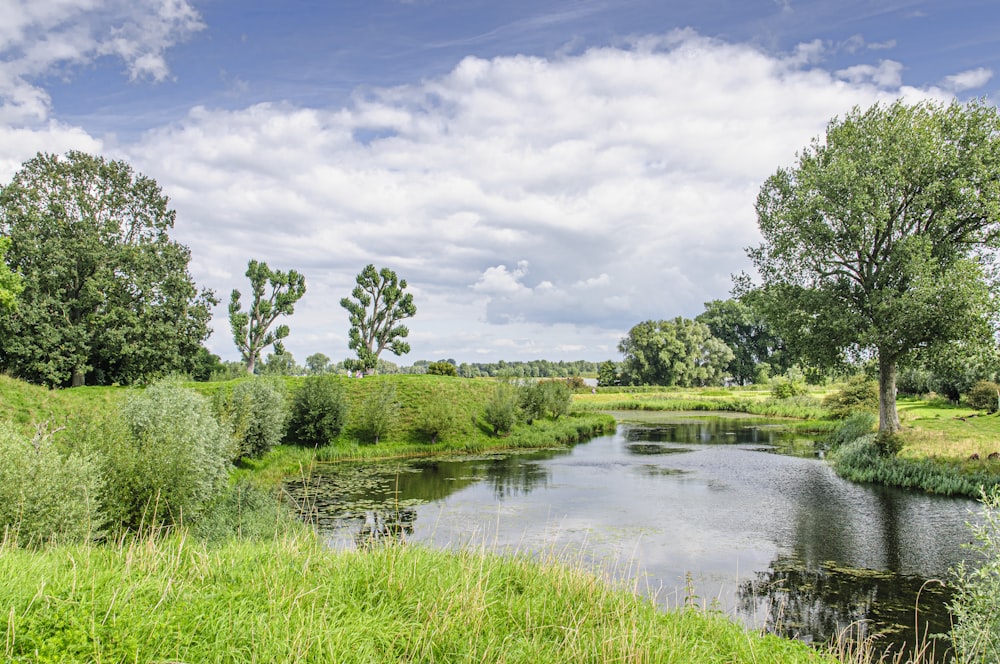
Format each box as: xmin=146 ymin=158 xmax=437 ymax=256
xmin=942 ymin=67 xmax=993 ymax=92
xmin=0 ymin=0 xmax=203 ymax=125
xmin=0 ymin=28 xmax=946 ymax=361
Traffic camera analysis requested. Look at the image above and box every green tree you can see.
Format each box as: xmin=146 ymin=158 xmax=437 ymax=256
xmin=352 ymin=380 xmax=401 ymax=444
xmin=289 ymin=375 xmax=348 ymax=445
xmin=597 ymin=360 xmax=619 ymax=387
xmin=305 ymin=352 xmax=332 ymax=375
xmin=618 ymin=318 xmax=735 ymax=387
xmin=696 ymin=298 xmax=790 ymax=385
xmin=482 ymin=381 xmax=520 ymax=436
xmin=340 ymin=264 xmax=416 ymax=372
xmin=743 ymin=100 xmax=1000 ymax=434
xmin=427 ymin=360 xmax=457 ymax=376
xmin=0 ymin=237 xmax=23 ymax=313
xmin=0 ymin=151 xmax=216 ymax=387
xmin=229 ymin=259 xmax=306 ymax=374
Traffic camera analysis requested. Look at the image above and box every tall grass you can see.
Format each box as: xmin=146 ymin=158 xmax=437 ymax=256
xmin=0 ymin=531 xmax=835 ymax=663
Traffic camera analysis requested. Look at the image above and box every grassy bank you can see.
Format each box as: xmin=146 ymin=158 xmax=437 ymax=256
xmin=0 ymin=531 xmax=833 ymax=664
xmin=572 ymin=388 xmax=829 ymax=420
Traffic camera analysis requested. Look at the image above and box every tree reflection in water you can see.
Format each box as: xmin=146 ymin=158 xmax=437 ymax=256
xmin=354 ymin=508 xmax=417 ymax=548
xmin=738 ymin=556 xmax=952 ymax=662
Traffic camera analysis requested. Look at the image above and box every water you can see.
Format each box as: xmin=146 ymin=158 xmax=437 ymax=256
xmin=285 ymin=413 xmax=980 ymax=659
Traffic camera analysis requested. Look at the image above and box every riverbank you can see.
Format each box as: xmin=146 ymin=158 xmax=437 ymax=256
xmin=0 ymin=530 xmax=836 ymax=664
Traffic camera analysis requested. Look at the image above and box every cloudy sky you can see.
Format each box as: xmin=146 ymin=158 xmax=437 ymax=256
xmin=2 ymin=0 xmax=998 ymax=365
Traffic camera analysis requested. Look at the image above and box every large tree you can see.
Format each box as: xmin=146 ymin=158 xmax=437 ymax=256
xmin=618 ymin=317 xmax=734 ymax=387
xmin=696 ymin=298 xmax=791 ymax=385
xmin=229 ymin=259 xmax=307 ymax=374
xmin=744 ymin=100 xmax=1000 ymax=433
xmin=0 ymin=151 xmax=217 ymax=387
xmin=340 ymin=264 xmax=416 ymax=372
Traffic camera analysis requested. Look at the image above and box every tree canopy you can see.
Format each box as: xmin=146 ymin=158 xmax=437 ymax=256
xmin=229 ymin=259 xmax=306 ymax=374
xmin=618 ymin=317 xmax=734 ymax=387
xmin=0 ymin=151 xmax=216 ymax=387
xmin=743 ymin=100 xmax=1000 ymax=433
xmin=340 ymin=264 xmax=416 ymax=371
xmin=695 ymin=298 xmax=790 ymax=385
xmin=0 ymin=237 xmax=22 ymax=313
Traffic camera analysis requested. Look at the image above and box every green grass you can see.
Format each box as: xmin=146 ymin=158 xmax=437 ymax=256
xmin=0 ymin=531 xmax=835 ymax=664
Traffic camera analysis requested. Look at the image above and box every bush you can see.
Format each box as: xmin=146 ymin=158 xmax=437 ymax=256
xmin=289 ymin=375 xmax=347 ymax=446
xmin=565 ymin=376 xmax=586 ymax=390
xmin=483 ymin=382 xmax=520 ymax=436
xmin=0 ymin=423 xmax=103 ymax=547
xmin=353 ymin=381 xmax=400 ymax=444
xmin=98 ymin=380 xmax=232 ymax=531
xmin=950 ymin=488 xmax=1000 ymax=663
xmin=823 ymin=375 xmax=879 ymax=418
xmin=216 ymin=378 xmax=289 ymax=459
xmin=541 ymin=380 xmax=572 ymax=419
xmin=426 ymin=361 xmax=457 ymax=376
xmin=826 ymin=411 xmax=876 ymax=449
xmin=966 ymin=380 xmax=1000 ymax=413
xmin=769 ymin=376 xmax=806 ymax=399
xmin=415 ymin=390 xmax=458 ymax=444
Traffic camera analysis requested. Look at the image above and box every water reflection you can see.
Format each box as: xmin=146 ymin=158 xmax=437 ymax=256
xmin=284 ymin=416 xmax=977 ymax=660
xmin=739 ymin=556 xmax=952 ymax=661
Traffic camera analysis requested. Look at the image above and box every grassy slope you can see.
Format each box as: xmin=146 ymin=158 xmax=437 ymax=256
xmin=0 ymin=532 xmax=833 ymax=664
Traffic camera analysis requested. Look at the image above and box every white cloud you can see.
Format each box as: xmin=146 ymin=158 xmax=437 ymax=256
xmin=942 ymin=67 xmax=993 ymax=92
xmin=0 ymin=29 xmax=948 ymax=361
xmin=0 ymin=0 xmax=203 ymax=124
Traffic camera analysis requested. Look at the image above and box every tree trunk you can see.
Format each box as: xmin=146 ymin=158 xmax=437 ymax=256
xmin=878 ymin=351 xmax=900 ymax=434
xmin=71 ymin=366 xmax=85 ymax=387
xmin=246 ymin=355 xmax=256 ymax=374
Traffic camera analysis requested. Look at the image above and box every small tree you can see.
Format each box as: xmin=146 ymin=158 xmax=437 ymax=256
xmin=340 ymin=264 xmax=416 ymax=372
xmin=353 ymin=381 xmax=400 ymax=444
xmin=215 ymin=378 xmax=289 ymax=460
xmin=305 ymin=352 xmax=332 ymax=375
xmin=483 ymin=382 xmax=520 ymax=436
xmin=427 ymin=361 xmax=457 ymax=376
xmin=597 ymin=360 xmax=619 ymax=387
xmin=289 ymin=375 xmax=348 ymax=446
xmin=415 ymin=389 xmax=458 ymax=444
xmin=229 ymin=259 xmax=306 ymax=374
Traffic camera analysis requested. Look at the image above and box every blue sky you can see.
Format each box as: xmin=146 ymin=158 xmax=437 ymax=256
xmin=2 ymin=0 xmax=999 ymax=364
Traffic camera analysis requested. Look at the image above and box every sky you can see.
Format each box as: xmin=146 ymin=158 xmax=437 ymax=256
xmin=2 ymin=0 xmax=1000 ymax=366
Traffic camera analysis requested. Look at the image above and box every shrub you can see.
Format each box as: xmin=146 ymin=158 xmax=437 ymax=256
xmin=565 ymin=376 xmax=586 ymax=390
xmin=98 ymin=380 xmax=232 ymax=531
xmin=950 ymin=488 xmax=1000 ymax=663
xmin=0 ymin=423 xmax=103 ymax=546
xmin=353 ymin=381 xmax=400 ymax=444
xmin=216 ymin=378 xmax=289 ymax=459
xmin=966 ymin=380 xmax=1000 ymax=413
xmin=823 ymin=375 xmax=878 ymax=418
xmin=483 ymin=382 xmax=520 ymax=436
xmin=826 ymin=411 xmax=876 ymax=449
xmin=769 ymin=376 xmax=806 ymax=399
xmin=289 ymin=375 xmax=347 ymax=446
xmin=426 ymin=361 xmax=457 ymax=376
xmin=415 ymin=391 xmax=458 ymax=444
xmin=540 ymin=380 xmax=572 ymax=419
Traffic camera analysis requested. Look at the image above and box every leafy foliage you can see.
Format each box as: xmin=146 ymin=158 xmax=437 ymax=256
xmin=966 ymin=380 xmax=1000 ymax=413
xmin=482 ymin=382 xmax=521 ymax=436
xmin=289 ymin=375 xmax=347 ymax=446
xmin=696 ymin=298 xmax=790 ymax=385
xmin=426 ymin=361 xmax=457 ymax=376
xmin=229 ymin=259 xmax=306 ymax=374
xmin=352 ymin=380 xmax=401 ymax=444
xmin=215 ymin=378 xmax=289 ymax=459
xmin=96 ymin=380 xmax=232 ymax=531
xmin=0 ymin=423 xmax=103 ymax=546
xmin=0 ymin=236 xmax=23 ymax=313
xmin=825 ymin=411 xmax=876 ymax=449
xmin=340 ymin=264 xmax=416 ymax=371
xmin=744 ymin=100 xmax=1000 ymax=433
xmin=305 ymin=352 xmax=332 ymax=375
xmin=950 ymin=488 xmax=1000 ymax=663
xmin=414 ymin=388 xmax=459 ymax=443
xmin=618 ymin=317 xmax=734 ymax=387
xmin=0 ymin=151 xmax=217 ymax=387
xmin=597 ymin=360 xmax=620 ymax=387
xmin=822 ymin=375 xmax=879 ymax=418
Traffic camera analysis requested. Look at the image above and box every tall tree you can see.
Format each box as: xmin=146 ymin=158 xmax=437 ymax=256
xmin=0 ymin=151 xmax=216 ymax=387
xmin=696 ymin=298 xmax=791 ymax=385
xmin=743 ymin=100 xmax=1000 ymax=433
xmin=229 ymin=259 xmax=306 ymax=374
xmin=340 ymin=264 xmax=416 ymax=371
xmin=618 ymin=317 xmax=734 ymax=387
